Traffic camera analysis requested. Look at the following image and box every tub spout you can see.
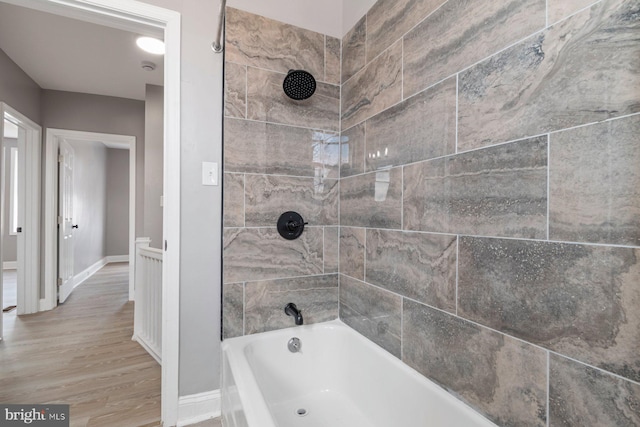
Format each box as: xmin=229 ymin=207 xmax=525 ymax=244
xmin=284 ymin=303 xmax=303 ymax=325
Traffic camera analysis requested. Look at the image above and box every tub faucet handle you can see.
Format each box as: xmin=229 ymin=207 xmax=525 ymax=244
xmin=284 ymin=303 xmax=304 ymax=325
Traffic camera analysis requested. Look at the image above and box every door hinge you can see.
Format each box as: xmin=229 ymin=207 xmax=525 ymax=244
xmin=57 ymin=216 xmax=62 ymax=225
xmin=57 ymin=277 xmax=63 ymax=287
xmin=58 ymin=154 xmax=64 ymax=163
xmin=164 ymin=240 xmax=167 ymax=251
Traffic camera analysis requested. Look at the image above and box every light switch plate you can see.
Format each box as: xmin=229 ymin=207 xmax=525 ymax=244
xmin=202 ymin=162 xmax=218 ymax=186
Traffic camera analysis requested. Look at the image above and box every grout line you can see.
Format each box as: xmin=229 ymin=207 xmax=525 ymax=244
xmin=546 ymin=135 xmax=551 ymax=240
xmin=548 ymin=351 xmax=640 ymax=387
xmin=455 ymin=73 xmax=459 ymax=153
xmin=363 ymin=229 xmax=367 ymax=283
xmin=242 ymin=282 xmax=246 ymax=335
xmin=455 ymin=235 xmax=459 ymax=316
xmin=323 ymin=227 xmax=326 ymax=274
xmin=401 ymin=36 xmax=404 ymax=101
xmin=545 ymin=0 xmax=549 ymax=28
xmin=223 ymin=171 xmax=339 ymax=180
xmin=344 ymin=226 xmax=640 ymax=250
xmin=225 ymin=272 xmax=339 ymax=287
xmin=224 ymin=115 xmax=340 ymax=135
xmin=401 ymin=166 xmax=404 ymax=230
xmin=548 ymin=111 xmax=640 ymax=134
xmin=234 ymin=61 xmax=340 ymax=87
xmin=400 ymin=296 xmax=404 ymax=361
xmin=363 ymin=121 xmax=367 ymax=175
xmin=324 ymin=34 xmax=327 ymax=83
xmin=546 ymin=351 xmax=550 ymax=427
xmin=242 ymin=173 xmax=246 ymax=227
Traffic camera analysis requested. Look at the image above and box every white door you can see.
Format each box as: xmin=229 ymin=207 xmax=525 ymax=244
xmin=16 ymin=126 xmax=27 ymax=313
xmin=58 ymin=140 xmax=75 ymax=303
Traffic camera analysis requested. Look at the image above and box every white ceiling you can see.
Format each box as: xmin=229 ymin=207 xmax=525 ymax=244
xmin=0 ymin=2 xmax=164 ymax=101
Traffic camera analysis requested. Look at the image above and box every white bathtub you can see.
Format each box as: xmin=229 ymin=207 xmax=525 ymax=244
xmin=221 ymin=319 xmax=497 ymax=427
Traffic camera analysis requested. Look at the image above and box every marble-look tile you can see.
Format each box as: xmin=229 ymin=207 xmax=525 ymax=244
xmin=403 ymin=299 xmax=548 ymax=426
xmin=340 ymin=123 xmax=365 ymax=178
xmin=325 ymin=36 xmax=341 ymax=85
xmin=224 ymin=118 xmax=339 ymax=178
xmin=223 ymin=227 xmax=323 ymax=283
xmin=366 ymin=229 xmax=456 ymax=312
xmin=324 ymin=226 xmax=339 ymax=273
xmin=342 ymin=41 xmax=402 ymax=130
xmin=458 ymin=0 xmax=640 ymax=150
xmin=245 ymin=274 xmax=338 ymax=334
xmin=404 ymin=137 xmax=548 ymax=239
xmin=548 ymin=0 xmax=600 ymax=24
xmin=247 ymin=67 xmax=340 ymax=132
xmin=340 ymin=167 xmax=402 ymax=229
xmin=365 ymin=78 xmax=456 ymax=172
xmin=549 ymin=354 xmax=640 ymax=426
xmin=223 ymin=283 xmax=244 ymax=339
xmin=340 ymin=275 xmax=401 ymax=357
xmin=458 ymin=236 xmax=640 ymax=382
xmin=341 ymin=15 xmax=366 ymax=84
xmin=550 ymin=116 xmax=640 ymax=246
xmin=339 ymin=227 xmax=365 ymax=281
xmin=225 ymin=7 xmax=324 ymax=78
xmin=223 ymin=173 xmax=244 ymax=228
xmin=403 ymin=0 xmax=545 ymax=98
xmin=366 ymin=0 xmax=445 ymax=62
xmin=224 ymin=62 xmax=246 ymax=118
xmin=244 ymin=175 xmax=339 ymax=227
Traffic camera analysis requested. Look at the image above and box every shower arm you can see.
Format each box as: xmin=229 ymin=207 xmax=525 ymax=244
xmin=211 ymin=0 xmax=227 ymax=53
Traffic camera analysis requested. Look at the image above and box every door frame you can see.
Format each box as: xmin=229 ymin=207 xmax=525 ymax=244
xmin=0 ymin=0 xmax=182 ymax=424
xmin=0 ymin=103 xmax=42 ymax=317
xmin=43 ymin=129 xmax=136 ymax=307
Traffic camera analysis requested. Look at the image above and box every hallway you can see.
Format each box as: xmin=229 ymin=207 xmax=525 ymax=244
xmin=0 ymin=263 xmax=162 ymax=426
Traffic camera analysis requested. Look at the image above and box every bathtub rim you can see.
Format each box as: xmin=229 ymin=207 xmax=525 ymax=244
xmin=221 ymin=319 xmax=499 ymax=427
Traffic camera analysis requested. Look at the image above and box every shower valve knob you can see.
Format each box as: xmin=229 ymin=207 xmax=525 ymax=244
xmin=277 ymin=212 xmax=307 ymax=240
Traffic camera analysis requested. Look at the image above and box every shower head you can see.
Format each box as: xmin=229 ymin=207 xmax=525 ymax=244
xmin=283 ymin=70 xmax=316 ymax=100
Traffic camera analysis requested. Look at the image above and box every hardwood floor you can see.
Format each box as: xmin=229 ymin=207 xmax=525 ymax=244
xmin=0 ymin=263 xmax=162 ymax=426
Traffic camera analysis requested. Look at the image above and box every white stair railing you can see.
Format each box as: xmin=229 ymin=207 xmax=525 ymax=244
xmin=133 ymin=237 xmax=163 ymax=364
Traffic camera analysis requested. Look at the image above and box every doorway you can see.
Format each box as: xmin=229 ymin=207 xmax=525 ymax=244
xmin=44 ymin=129 xmax=137 ymax=307
xmin=0 ymin=0 xmax=181 ymax=424
xmin=0 ymin=103 xmax=41 ymax=331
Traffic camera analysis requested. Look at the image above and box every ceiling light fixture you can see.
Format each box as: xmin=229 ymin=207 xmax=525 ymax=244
xmin=136 ymin=36 xmax=165 ymax=55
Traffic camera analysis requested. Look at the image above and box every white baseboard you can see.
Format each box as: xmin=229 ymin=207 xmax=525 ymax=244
xmin=3 ymin=261 xmax=17 ymax=270
xmin=177 ymin=390 xmax=221 ymax=427
xmin=106 ymin=255 xmax=129 ymax=263
xmin=72 ymin=257 xmax=108 ymax=290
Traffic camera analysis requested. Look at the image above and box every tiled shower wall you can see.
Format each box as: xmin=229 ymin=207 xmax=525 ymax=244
xmin=339 ymin=0 xmax=640 ymax=425
xmin=222 ymin=8 xmax=342 ymax=338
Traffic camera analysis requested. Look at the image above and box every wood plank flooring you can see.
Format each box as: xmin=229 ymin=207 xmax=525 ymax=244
xmin=0 ymin=263 xmax=162 ymax=427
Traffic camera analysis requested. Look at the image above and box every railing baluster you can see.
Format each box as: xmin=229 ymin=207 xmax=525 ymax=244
xmin=133 ymin=238 xmax=163 ymax=364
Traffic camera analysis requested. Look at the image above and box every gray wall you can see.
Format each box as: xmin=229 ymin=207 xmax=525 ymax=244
xmin=222 ymin=8 xmax=341 ymax=338
xmin=338 ymin=0 xmax=640 ymax=426
xmin=41 ymin=90 xmax=145 ymax=238
xmin=144 ymin=84 xmax=163 ymax=249
xmin=2 ymin=138 xmax=17 ymax=263
xmin=0 ymin=47 xmax=41 ymax=124
xmin=69 ymin=140 xmax=107 ymax=274
xmin=106 ymin=148 xmax=129 ymax=256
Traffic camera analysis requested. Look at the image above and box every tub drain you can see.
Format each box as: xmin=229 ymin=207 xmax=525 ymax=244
xmin=295 ymin=408 xmax=308 ymax=417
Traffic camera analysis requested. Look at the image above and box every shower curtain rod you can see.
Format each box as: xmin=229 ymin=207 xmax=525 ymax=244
xmin=211 ymin=0 xmax=227 ymax=53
